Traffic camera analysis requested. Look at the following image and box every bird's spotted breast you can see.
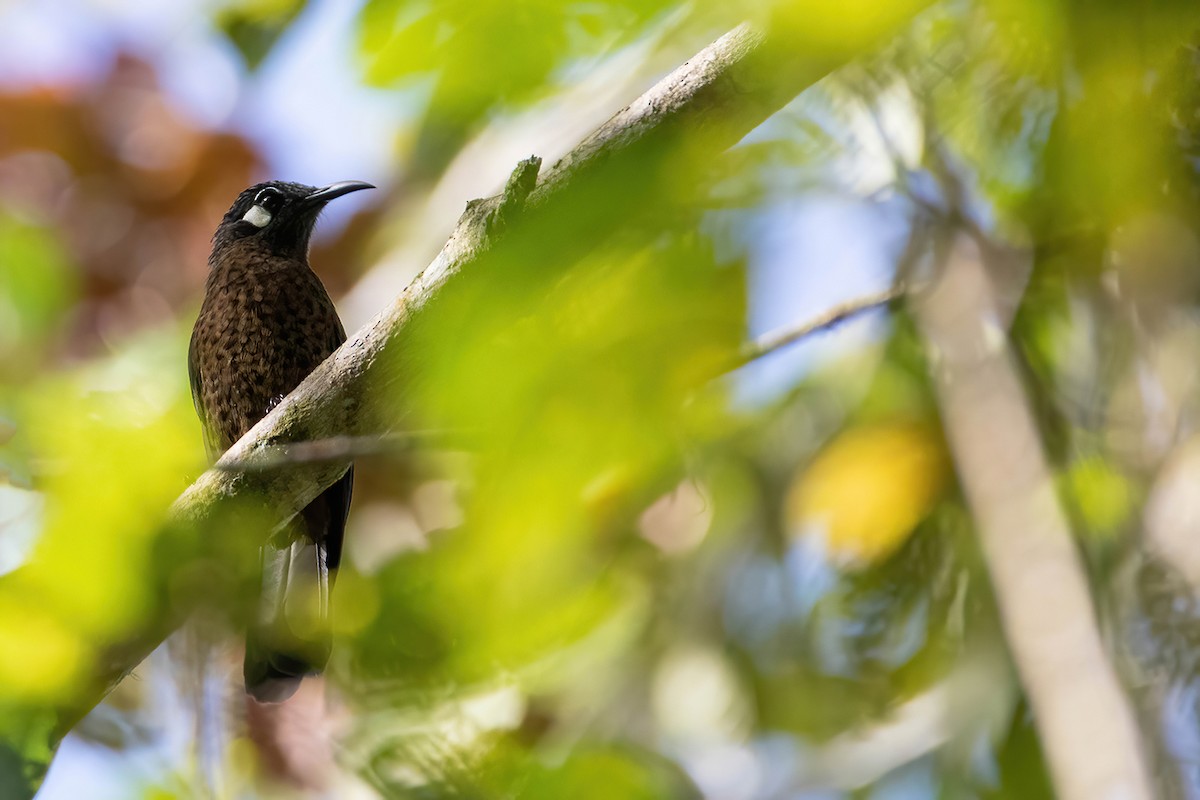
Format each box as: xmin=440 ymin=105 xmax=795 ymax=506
xmin=192 ymin=254 xmax=345 ymax=454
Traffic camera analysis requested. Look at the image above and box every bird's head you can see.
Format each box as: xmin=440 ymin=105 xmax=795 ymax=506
xmin=211 ymin=180 xmax=374 ymax=260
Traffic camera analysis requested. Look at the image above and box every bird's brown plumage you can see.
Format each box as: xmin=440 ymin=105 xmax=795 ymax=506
xmin=189 ymin=235 xmax=347 ymax=452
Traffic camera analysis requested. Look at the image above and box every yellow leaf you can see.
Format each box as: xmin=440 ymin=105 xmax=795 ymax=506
xmin=788 ymin=421 xmax=948 ymax=566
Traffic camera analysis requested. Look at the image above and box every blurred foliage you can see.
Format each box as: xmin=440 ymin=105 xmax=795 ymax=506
xmin=9 ymin=338 xmax=200 ymax=654
xmin=355 ymin=0 xmax=707 ymax=175
xmin=1060 ymin=455 xmax=1137 ymax=542
xmin=216 ymin=0 xmax=308 ymax=69
xmin=788 ymin=419 xmax=948 ymax=565
xmin=0 ymin=330 xmax=204 ymax=796
xmin=0 ymin=216 xmax=76 ymax=383
xmin=5 ymin=0 xmax=1200 ymax=797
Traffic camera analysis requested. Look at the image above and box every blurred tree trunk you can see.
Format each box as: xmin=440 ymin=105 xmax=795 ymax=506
xmin=914 ymin=230 xmax=1153 ymax=800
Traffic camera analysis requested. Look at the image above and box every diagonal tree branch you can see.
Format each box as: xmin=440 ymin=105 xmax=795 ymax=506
xmin=19 ymin=3 xmax=937 ymax=776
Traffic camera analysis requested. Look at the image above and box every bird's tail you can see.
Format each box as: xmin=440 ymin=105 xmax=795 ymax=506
xmin=244 ymin=527 xmax=331 ymax=703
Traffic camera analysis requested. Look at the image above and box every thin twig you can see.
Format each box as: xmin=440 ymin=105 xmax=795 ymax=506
xmin=215 ymin=430 xmax=463 ymax=471
xmin=736 ymin=283 xmax=905 ymax=366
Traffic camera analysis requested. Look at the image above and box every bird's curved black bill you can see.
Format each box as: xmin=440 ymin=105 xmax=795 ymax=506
xmin=302 ymin=181 xmax=375 ymax=206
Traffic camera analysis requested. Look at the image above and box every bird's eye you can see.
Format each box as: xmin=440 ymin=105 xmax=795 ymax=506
xmin=242 ymin=188 xmax=283 ymax=229
xmin=254 ymin=188 xmax=284 ymax=213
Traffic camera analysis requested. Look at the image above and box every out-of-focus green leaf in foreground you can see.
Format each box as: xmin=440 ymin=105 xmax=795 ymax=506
xmin=357 ymin=0 xmax=683 ymax=104
xmin=338 ymin=214 xmax=746 ymax=782
xmin=0 ymin=214 xmax=78 ymax=383
xmin=215 ymin=0 xmax=308 ymax=70
xmin=0 ymin=328 xmax=204 ymax=794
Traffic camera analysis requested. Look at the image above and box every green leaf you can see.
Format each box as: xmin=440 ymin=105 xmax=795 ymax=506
xmin=215 ymin=0 xmax=308 ymax=69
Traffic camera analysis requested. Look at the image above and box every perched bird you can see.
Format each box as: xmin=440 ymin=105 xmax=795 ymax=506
xmin=189 ymin=180 xmax=373 ymax=702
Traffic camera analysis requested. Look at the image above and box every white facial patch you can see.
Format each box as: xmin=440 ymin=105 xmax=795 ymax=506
xmin=242 ymin=205 xmax=272 ymax=228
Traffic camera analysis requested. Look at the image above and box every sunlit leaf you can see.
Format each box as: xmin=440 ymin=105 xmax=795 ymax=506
xmin=0 ymin=328 xmax=203 ymax=710
xmin=788 ymin=420 xmax=949 ymax=565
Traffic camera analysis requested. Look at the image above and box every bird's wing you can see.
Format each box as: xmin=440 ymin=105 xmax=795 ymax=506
xmin=321 ymin=464 xmax=353 ymax=572
xmin=187 ymin=325 xmax=222 ymax=461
